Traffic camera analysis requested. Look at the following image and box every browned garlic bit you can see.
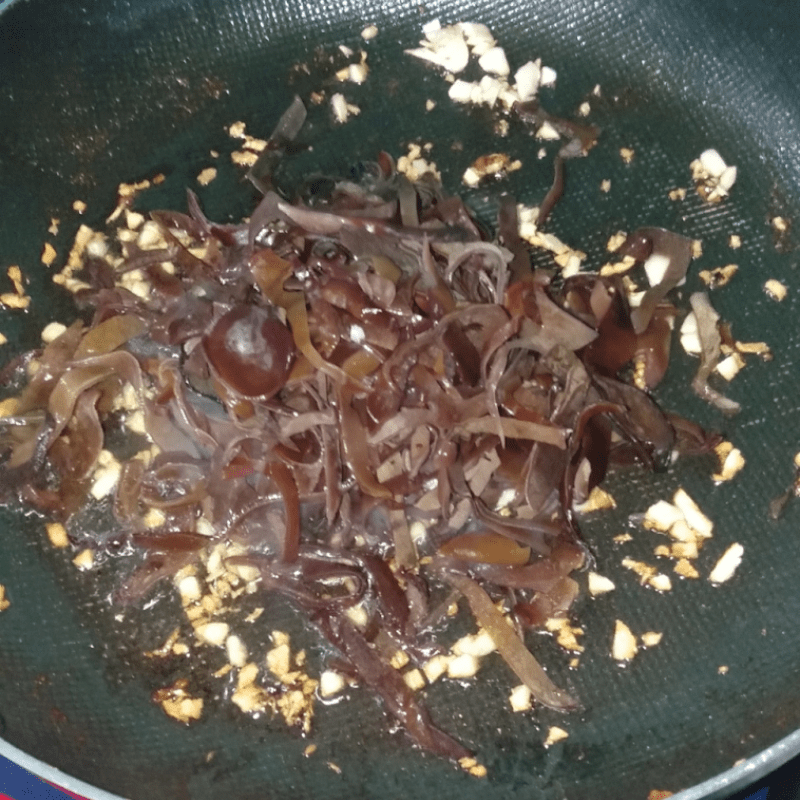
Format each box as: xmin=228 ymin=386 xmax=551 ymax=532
xmin=642 ymin=490 xmax=714 ymax=573
xmin=41 ymin=242 xmax=57 ymax=266
xmin=712 ymin=441 xmax=746 ymax=483
xmin=45 ymin=521 xmax=69 ymax=548
xmin=462 ymin=153 xmax=522 ymax=187
xmin=545 ymin=618 xmax=585 ymax=653
xmin=0 ymin=584 xmax=10 ymax=612
xmin=698 ymin=264 xmax=738 ymax=289
xmin=397 ymin=143 xmax=441 ymax=182
xmin=72 ymin=549 xmax=94 ymax=570
xmin=196 ymin=167 xmax=218 ymax=186
xmin=0 ymin=266 xmax=30 ymax=309
xmin=690 ymin=149 xmax=737 ymax=203
xmin=152 ymin=679 xmax=203 ymax=723
xmin=458 ymin=756 xmax=487 ymax=778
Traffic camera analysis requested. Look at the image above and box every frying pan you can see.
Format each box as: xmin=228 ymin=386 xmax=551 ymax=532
xmin=1 ymin=0 xmax=799 ymax=798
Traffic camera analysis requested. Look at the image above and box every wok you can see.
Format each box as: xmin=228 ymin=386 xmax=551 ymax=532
xmin=1 ymin=0 xmax=799 ymax=798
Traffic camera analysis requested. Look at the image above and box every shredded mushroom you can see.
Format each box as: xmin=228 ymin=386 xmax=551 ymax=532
xmin=0 ymin=97 xmax=722 ymax=763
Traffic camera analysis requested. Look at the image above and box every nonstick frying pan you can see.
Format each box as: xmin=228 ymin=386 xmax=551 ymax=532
xmin=1 ymin=0 xmax=800 ymax=798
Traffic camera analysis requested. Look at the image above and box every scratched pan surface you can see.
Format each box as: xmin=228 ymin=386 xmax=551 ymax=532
xmin=1 ymin=0 xmax=800 ymax=798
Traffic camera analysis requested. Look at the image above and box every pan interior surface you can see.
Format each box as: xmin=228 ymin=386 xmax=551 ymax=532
xmin=1 ymin=1 xmax=800 ymax=798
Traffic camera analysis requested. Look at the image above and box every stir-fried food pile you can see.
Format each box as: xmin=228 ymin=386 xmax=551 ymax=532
xmin=0 ymin=89 xmax=725 ymax=762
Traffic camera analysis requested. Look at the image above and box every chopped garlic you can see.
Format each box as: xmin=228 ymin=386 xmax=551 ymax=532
xmin=691 ymin=150 xmax=737 ymax=201
xmin=673 ymin=488 xmax=713 ymax=538
xmin=345 ymin=603 xmax=368 ymax=628
xmin=699 ymin=264 xmax=738 ymax=288
xmin=712 ymin=442 xmax=745 ymax=482
xmin=708 ymin=543 xmax=744 ymax=584
xmin=405 ymin=24 xmax=470 ymax=74
xmin=452 ymin=629 xmax=496 ymax=657
xmin=330 ymin=93 xmax=349 ymax=124
xmin=447 ymin=653 xmax=480 ymax=679
xmin=699 ymin=148 xmax=728 ymax=177
xmin=389 ymin=648 xmax=410 ymax=670
xmin=403 ymin=668 xmax=426 ymax=691
xmin=41 ymin=242 xmax=57 ymax=266
xmin=460 ymin=22 xmax=495 ymax=54
xmin=178 ymin=575 xmax=202 ymax=605
xmin=536 ymin=121 xmax=561 ymax=140
xmin=361 ymin=24 xmax=378 ymax=40
xmin=509 ymin=684 xmax=532 ymax=712
xmin=640 ymin=631 xmax=663 ymax=647
xmin=543 ymin=726 xmax=568 ymax=747
xmin=679 ymin=312 xmax=701 ymax=355
xmin=764 ymin=279 xmax=787 ymax=302
xmin=612 ymin=620 xmax=638 ymax=661
xmin=231 ymin=150 xmax=258 ymax=166
xmin=266 ymin=642 xmax=292 ymax=678
xmin=154 ymin=680 xmax=203 ymax=723
xmin=195 ymin=621 xmax=230 ymax=647
xmin=226 ymin=635 xmax=248 ymax=668
xmin=45 ymin=522 xmax=69 ymax=548
xmin=319 ymin=670 xmax=347 ymax=698
xmin=576 ymin=486 xmax=616 ymax=512
xmin=346 ymin=61 xmax=369 ymax=85
xmin=587 ymin=572 xmax=615 ymax=596
xmin=514 ymin=60 xmax=541 ymax=101
xmin=539 ymin=65 xmax=556 ymax=87
xmin=73 ymin=549 xmax=94 ymax=571
xmin=648 ymin=573 xmax=673 ymax=592
xmin=674 ymin=558 xmax=700 ymax=579
xmin=41 ymin=321 xmax=67 ymax=343
xmin=90 ymin=460 xmax=122 ymax=500
xmin=643 ymin=500 xmax=684 ymax=532
xmin=197 ymin=167 xmax=217 ymax=186
xmin=545 ymin=618 xmax=585 ymax=652
xmin=715 ymin=353 xmax=745 ymax=381
xmin=423 ymin=654 xmax=451 ymax=683
xmin=0 ymin=585 xmax=10 ymax=612
xmin=477 ymin=46 xmax=509 ymax=76
xmin=643 ymin=252 xmax=672 ymax=287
